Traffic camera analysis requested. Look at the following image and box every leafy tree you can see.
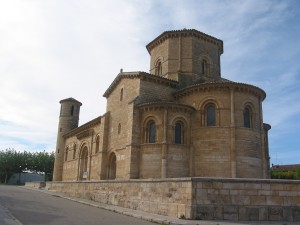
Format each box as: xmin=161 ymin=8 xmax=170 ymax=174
xmin=30 ymin=151 xmax=55 ymax=181
xmin=271 ymin=168 xmax=300 ymax=180
xmin=0 ymin=149 xmax=55 ymax=184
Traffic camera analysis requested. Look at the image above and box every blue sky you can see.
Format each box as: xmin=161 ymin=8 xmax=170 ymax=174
xmin=0 ymin=0 xmax=299 ymax=165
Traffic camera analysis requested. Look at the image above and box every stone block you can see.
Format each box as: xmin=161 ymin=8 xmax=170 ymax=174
xmin=278 ymin=191 xmax=298 ymax=197
xmin=230 ymin=190 xmax=240 ymax=195
xmin=202 ymin=182 xmax=213 ymax=189
xmin=244 ymin=183 xmax=261 ymax=190
xmin=284 ymin=184 xmax=298 ymax=191
xmin=258 ymin=190 xmax=271 ymax=196
xmin=268 ymin=206 xmax=283 ymax=221
xmin=232 ymin=195 xmax=250 ymax=205
xmin=250 ymin=195 xmax=266 ymax=206
xmin=224 ymin=206 xmax=238 ymax=221
xmin=266 ymin=196 xmax=284 ymax=206
xmin=177 ymin=204 xmax=186 ymax=218
xmin=196 ymin=206 xmax=223 ymax=220
xmin=220 ymin=189 xmax=229 ymax=195
xmin=223 ymin=182 xmax=244 ymax=189
xmin=196 ymin=182 xmax=203 ymax=188
xmin=167 ymin=204 xmax=179 ymax=217
xmin=261 ymin=183 xmax=270 ymax=190
xmin=216 ymin=194 xmax=232 ymax=205
xmin=283 ymin=207 xmax=293 ymax=222
xmin=238 ymin=207 xmax=259 ymax=221
xmin=157 ymin=203 xmax=168 ymax=216
xmin=292 ymin=207 xmax=300 ymax=222
xmin=196 ymin=189 xmax=208 ymax=200
xmin=259 ymin=207 xmax=268 ymax=221
xmin=212 ymin=181 xmax=223 ymax=189
xmin=284 ymin=196 xmax=300 ymax=206
xmin=270 ymin=183 xmax=284 ymax=191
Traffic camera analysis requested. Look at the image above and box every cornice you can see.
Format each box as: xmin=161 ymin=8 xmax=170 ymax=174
xmin=263 ymin=123 xmax=271 ymax=131
xmin=146 ymin=29 xmax=223 ymax=54
xmin=63 ymin=116 xmax=102 ymax=138
xmin=137 ymin=101 xmax=196 ymax=114
xmin=174 ymin=82 xmax=266 ymax=101
xmin=103 ymin=72 xmax=178 ymax=98
xmin=60 ymin=97 xmax=82 ymax=106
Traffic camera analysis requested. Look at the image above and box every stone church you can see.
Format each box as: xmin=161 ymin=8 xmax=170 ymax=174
xmin=53 ymin=29 xmax=271 ymax=182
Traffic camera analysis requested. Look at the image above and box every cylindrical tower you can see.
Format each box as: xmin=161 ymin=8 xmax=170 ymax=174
xmin=52 ymin=98 xmax=82 ymax=181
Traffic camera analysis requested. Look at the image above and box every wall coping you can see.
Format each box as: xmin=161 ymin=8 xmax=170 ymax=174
xmin=47 ymin=177 xmax=300 ymax=185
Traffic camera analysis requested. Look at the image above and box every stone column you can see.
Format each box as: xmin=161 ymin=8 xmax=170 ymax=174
xmin=178 ymin=36 xmax=182 ymax=71
xmin=162 ymin=108 xmax=168 ymax=178
xmin=230 ymin=88 xmax=236 ymax=178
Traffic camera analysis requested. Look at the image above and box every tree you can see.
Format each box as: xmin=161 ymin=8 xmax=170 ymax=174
xmin=30 ymin=151 xmax=55 ymax=181
xmin=0 ymin=149 xmax=55 ymax=184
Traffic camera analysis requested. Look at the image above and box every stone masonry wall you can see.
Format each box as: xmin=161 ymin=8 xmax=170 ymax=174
xmin=46 ymin=179 xmax=193 ymax=218
xmin=192 ymin=178 xmax=300 ymax=222
xmin=40 ymin=178 xmax=300 ymax=222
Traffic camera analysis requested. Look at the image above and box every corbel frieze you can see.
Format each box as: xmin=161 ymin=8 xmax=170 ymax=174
xmin=76 ymin=129 xmax=94 ymax=140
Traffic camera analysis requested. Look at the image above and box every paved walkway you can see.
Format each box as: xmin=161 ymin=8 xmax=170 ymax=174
xmin=12 ymin=186 xmax=299 ymax=225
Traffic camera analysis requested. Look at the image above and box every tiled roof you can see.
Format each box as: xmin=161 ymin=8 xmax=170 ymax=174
xmin=146 ymin=29 xmax=223 ymax=54
xmin=174 ymin=79 xmax=266 ymax=101
xmin=103 ymin=72 xmax=178 ymax=98
xmin=271 ymin=164 xmax=300 ymax=171
xmin=63 ymin=115 xmax=102 ymax=138
xmin=59 ymin=97 xmax=82 ymax=105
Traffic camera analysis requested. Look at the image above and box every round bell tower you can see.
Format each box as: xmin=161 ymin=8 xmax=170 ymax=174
xmin=52 ymin=98 xmax=82 ymax=181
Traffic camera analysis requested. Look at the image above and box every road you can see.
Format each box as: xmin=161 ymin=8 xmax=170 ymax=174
xmin=0 ymin=185 xmax=156 ymax=225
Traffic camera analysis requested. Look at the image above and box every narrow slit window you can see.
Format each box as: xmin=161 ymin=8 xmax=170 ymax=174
xmin=71 ymin=105 xmax=74 ymax=116
xmin=244 ymin=107 xmax=251 ymax=128
xmin=118 ymin=123 xmax=121 ymax=134
xmin=175 ymin=122 xmax=184 ymax=144
xmin=120 ymin=88 xmax=123 ymax=101
xmin=95 ymin=136 xmax=100 ymax=153
xmin=155 ymin=60 xmax=162 ymax=76
xmin=202 ymin=59 xmax=208 ymax=75
xmin=148 ymin=121 xmax=156 ymax=143
xmin=65 ymin=148 xmax=68 ymax=161
xmin=206 ymin=104 xmax=216 ymax=126
xmin=73 ymin=144 xmax=77 ymax=159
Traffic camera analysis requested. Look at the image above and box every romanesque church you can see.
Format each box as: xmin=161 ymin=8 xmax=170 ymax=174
xmin=53 ymin=29 xmax=271 ymax=181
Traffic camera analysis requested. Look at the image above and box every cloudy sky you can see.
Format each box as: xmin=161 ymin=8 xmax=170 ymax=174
xmin=0 ymin=0 xmax=299 ymax=165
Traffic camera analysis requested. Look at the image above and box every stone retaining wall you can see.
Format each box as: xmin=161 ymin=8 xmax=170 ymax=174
xmin=28 ymin=178 xmax=300 ymax=222
xmin=25 ymin=181 xmax=46 ymax=188
xmin=192 ymin=178 xmax=300 ymax=221
xmin=45 ymin=178 xmax=193 ymax=218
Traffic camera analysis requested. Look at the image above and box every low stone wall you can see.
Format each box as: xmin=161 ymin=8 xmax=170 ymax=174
xmin=192 ymin=178 xmax=300 ymax=221
xmin=46 ymin=178 xmax=193 ymax=218
xmin=25 ymin=181 xmax=46 ymax=188
xmin=44 ymin=178 xmax=300 ymax=222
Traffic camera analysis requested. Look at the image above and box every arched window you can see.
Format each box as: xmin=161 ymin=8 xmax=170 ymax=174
xmin=73 ymin=144 xmax=77 ymax=159
xmin=155 ymin=60 xmax=162 ymax=76
xmin=148 ymin=120 xmax=156 ymax=143
xmin=79 ymin=146 xmax=88 ymax=180
xmin=175 ymin=121 xmax=184 ymax=144
xmin=202 ymin=59 xmax=208 ymax=75
xmin=206 ymin=104 xmax=216 ymax=126
xmin=244 ymin=106 xmax=252 ymax=128
xmin=95 ymin=136 xmax=100 ymax=153
xmin=71 ymin=105 xmax=74 ymax=116
xmin=108 ymin=153 xmax=116 ymax=180
xmin=120 ymin=88 xmax=123 ymax=101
